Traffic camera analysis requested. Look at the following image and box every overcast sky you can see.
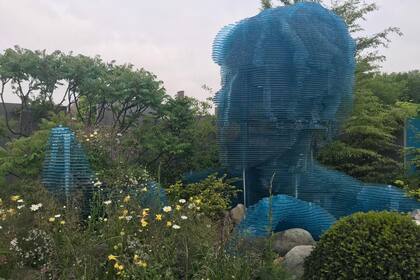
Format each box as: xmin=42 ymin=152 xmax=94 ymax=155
xmin=0 ymin=0 xmax=419 ymax=103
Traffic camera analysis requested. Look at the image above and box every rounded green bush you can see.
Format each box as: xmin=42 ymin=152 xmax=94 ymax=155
xmin=303 ymin=211 xmax=420 ymax=280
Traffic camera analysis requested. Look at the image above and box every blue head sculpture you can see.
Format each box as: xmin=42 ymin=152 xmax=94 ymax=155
xmin=213 ymin=3 xmax=420 ymax=239
xmin=213 ymin=2 xmax=355 ymax=172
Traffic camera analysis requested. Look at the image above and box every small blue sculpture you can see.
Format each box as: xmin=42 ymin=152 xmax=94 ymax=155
xmin=406 ymin=118 xmax=420 ymax=173
xmin=42 ymin=126 xmax=167 ymax=211
xmin=213 ymin=3 xmax=420 ymax=239
xmin=42 ymin=126 xmax=94 ymax=202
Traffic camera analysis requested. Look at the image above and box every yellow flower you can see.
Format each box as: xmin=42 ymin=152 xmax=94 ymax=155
xmin=60 ymin=220 xmax=66 ymax=225
xmin=175 ymin=204 xmax=182 ymax=211
xmin=108 ymin=254 xmax=118 ymax=261
xmin=114 ymin=262 xmax=124 ymax=270
xmin=155 ymin=214 xmax=162 ymax=221
xmin=166 ymin=221 xmax=172 ymax=227
xmin=141 ymin=218 xmax=148 ymax=227
xmin=123 ymin=195 xmax=131 ymax=203
xmin=194 ymin=198 xmax=202 ymax=205
xmin=10 ymin=195 xmax=20 ymax=202
xmin=48 ymin=217 xmax=56 ymax=222
xmin=134 ymin=255 xmax=148 ymax=268
xmin=142 ymin=208 xmax=150 ymax=217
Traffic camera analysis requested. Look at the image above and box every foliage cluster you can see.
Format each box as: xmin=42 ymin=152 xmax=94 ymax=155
xmin=0 ymin=113 xmax=76 ymax=185
xmin=78 ymin=96 xmax=219 ymax=185
xmin=318 ymin=91 xmax=419 ymax=183
xmin=303 ymin=211 xmax=420 ymax=280
xmin=0 ymin=178 xmax=289 ymax=279
xmin=167 ymin=175 xmax=240 ymax=219
xmin=0 ymin=46 xmax=165 ymax=136
xmin=124 ymin=96 xmax=219 ymax=184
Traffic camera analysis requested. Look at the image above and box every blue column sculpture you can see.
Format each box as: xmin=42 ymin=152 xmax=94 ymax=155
xmin=42 ymin=126 xmax=94 ymax=203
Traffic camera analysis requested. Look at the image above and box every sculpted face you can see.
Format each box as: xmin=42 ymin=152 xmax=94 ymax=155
xmin=217 ymin=65 xmax=300 ymax=170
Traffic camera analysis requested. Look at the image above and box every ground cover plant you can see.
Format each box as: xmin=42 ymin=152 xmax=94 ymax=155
xmin=0 ymin=176 xmax=290 ymax=279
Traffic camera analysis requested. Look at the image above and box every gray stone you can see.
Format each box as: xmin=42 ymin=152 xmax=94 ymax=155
xmin=230 ymin=204 xmax=246 ymax=224
xmin=273 ymin=228 xmax=316 ymax=256
xmin=282 ymin=245 xmax=314 ymax=279
xmin=410 ymin=209 xmax=420 ymax=221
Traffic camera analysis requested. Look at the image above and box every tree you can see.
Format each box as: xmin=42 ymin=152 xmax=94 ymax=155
xmin=0 ymin=47 xmax=64 ymax=136
xmin=260 ymin=0 xmax=273 ymax=10
xmin=392 ymin=71 xmax=420 ymax=103
xmin=362 ymin=73 xmax=406 ymax=105
xmin=330 ymin=1 xmax=402 ymax=83
xmin=123 ymin=96 xmax=219 ymax=184
xmin=318 ymin=90 xmax=410 ymax=183
xmin=0 ymin=47 xmax=166 ymax=135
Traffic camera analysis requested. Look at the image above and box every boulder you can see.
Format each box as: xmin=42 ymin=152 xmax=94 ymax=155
xmin=230 ymin=204 xmax=246 ymax=224
xmin=282 ymin=245 xmax=314 ymax=279
xmin=410 ymin=209 xmax=420 ymax=221
xmin=273 ymin=228 xmax=315 ymax=256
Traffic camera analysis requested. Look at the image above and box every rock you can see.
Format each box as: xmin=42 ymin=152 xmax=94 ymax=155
xmin=410 ymin=209 xmax=420 ymax=221
xmin=282 ymin=245 xmax=314 ymax=279
xmin=273 ymin=228 xmax=316 ymax=256
xmin=230 ymin=204 xmax=246 ymax=224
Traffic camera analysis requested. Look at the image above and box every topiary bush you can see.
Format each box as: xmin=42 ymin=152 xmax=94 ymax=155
xmin=303 ymin=211 xmax=420 ymax=280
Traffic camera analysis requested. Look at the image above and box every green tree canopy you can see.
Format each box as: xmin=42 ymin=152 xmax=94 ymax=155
xmin=0 ymin=46 xmax=166 ymax=135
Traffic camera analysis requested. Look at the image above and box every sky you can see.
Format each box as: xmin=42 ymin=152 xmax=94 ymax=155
xmin=0 ymin=0 xmax=419 ymax=103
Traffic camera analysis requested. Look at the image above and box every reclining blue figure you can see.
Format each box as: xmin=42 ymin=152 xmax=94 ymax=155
xmin=211 ymin=3 xmax=420 ymax=238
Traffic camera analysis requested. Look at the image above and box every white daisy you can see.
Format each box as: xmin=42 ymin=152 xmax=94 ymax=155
xmin=30 ymin=203 xmax=42 ymax=212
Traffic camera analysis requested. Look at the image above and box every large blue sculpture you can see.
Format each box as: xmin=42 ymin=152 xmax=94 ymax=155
xmin=213 ymin=3 xmax=420 ymax=239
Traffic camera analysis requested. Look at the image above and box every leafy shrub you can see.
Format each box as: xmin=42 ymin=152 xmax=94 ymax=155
xmin=0 ymin=113 xmax=76 ymax=186
xmin=167 ymin=175 xmax=239 ymax=219
xmin=303 ymin=211 xmax=420 ymax=280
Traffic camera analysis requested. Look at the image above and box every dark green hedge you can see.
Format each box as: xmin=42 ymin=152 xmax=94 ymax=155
xmin=303 ymin=211 xmax=420 ymax=280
